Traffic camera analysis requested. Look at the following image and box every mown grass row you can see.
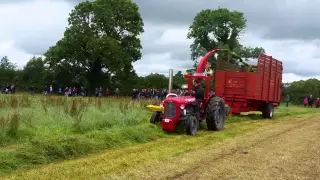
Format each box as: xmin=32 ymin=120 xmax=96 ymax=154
xmin=0 ymin=95 xmax=318 ymax=175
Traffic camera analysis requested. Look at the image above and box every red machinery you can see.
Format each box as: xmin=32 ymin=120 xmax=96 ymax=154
xmin=215 ymin=53 xmax=283 ymax=118
xmin=160 ymin=49 xmax=230 ymax=135
xmin=151 ymin=48 xmax=283 ymax=136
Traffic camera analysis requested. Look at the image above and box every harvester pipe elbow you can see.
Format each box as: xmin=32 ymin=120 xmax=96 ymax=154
xmin=195 ymin=49 xmax=220 ymax=73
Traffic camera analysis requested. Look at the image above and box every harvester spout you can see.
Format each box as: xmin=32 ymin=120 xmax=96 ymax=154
xmin=195 ymin=48 xmax=243 ymax=73
xmin=195 ymin=49 xmax=220 ymax=73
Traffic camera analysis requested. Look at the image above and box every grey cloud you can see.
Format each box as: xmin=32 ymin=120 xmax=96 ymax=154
xmin=6 ymin=0 xmax=320 ymax=79
xmin=134 ymin=0 xmax=320 ymax=41
xmin=140 ymin=22 xmax=192 ymax=61
xmin=15 ymin=39 xmax=51 ymax=55
xmin=283 ymin=62 xmax=320 ymax=77
xmin=15 ymin=31 xmax=65 ymax=55
xmin=59 ymin=0 xmax=320 ymax=41
xmin=142 ymin=43 xmax=191 ymax=60
xmin=14 ymin=31 xmax=66 ymax=56
xmin=0 ymin=0 xmax=35 ymax=4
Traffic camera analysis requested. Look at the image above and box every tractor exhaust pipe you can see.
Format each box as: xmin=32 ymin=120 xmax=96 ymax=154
xmin=168 ymin=69 xmax=173 ymax=93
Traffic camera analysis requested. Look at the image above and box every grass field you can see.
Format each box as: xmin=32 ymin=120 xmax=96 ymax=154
xmin=0 ymin=94 xmax=318 ymax=176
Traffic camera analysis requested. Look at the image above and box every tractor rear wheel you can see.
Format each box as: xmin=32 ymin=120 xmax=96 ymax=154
xmin=205 ymin=97 xmax=226 ymax=131
xmin=186 ymin=115 xmax=198 ymax=135
xmin=150 ymin=112 xmax=160 ymax=124
xmin=262 ymin=103 xmax=274 ymax=119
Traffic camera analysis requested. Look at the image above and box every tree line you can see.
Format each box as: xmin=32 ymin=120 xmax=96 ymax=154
xmin=0 ymin=0 xmax=308 ymax=98
xmin=2 ymin=53 xmax=315 ymax=101
xmin=0 ymin=55 xmax=189 ymax=95
xmin=282 ymin=79 xmax=320 ymax=105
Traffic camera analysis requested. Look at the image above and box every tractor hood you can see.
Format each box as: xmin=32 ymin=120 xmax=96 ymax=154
xmin=164 ymin=96 xmax=196 ymax=104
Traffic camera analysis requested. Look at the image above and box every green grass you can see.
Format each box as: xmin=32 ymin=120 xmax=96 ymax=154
xmin=0 ymin=94 xmax=318 ymax=175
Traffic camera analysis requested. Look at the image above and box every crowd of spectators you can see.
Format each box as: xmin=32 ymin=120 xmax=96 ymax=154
xmin=2 ymin=84 xmax=214 ymax=101
xmin=131 ymin=88 xmax=188 ymax=100
xmin=303 ymin=95 xmax=320 ymax=108
xmin=1 ymin=84 xmax=16 ymax=94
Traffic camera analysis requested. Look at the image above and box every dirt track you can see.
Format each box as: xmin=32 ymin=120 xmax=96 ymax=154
xmin=168 ymin=117 xmax=320 ymax=180
xmin=106 ymin=116 xmax=320 ymax=180
xmin=4 ymin=115 xmax=320 ymax=180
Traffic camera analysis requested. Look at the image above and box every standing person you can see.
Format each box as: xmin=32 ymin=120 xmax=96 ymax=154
xmin=304 ymin=96 xmax=308 ymax=108
xmin=98 ymin=87 xmax=103 ymax=97
xmin=72 ymin=87 xmax=76 ymax=96
xmin=49 ymin=85 xmax=53 ymax=95
xmin=44 ymin=86 xmax=48 ymax=96
xmin=64 ymin=87 xmax=69 ymax=97
xmin=132 ymin=89 xmax=136 ymax=100
xmin=58 ymin=87 xmax=62 ymax=96
xmin=192 ymin=79 xmax=204 ymax=119
xmin=105 ymin=88 xmax=110 ymax=97
xmin=115 ymin=88 xmax=119 ymax=97
xmin=285 ymin=94 xmax=290 ymax=107
xmin=132 ymin=89 xmax=138 ymax=100
xmin=316 ymin=98 xmax=320 ymax=108
xmin=68 ymin=87 xmax=72 ymax=96
xmin=80 ymin=87 xmax=85 ymax=97
xmin=6 ymin=83 xmax=11 ymax=94
xmin=83 ymin=87 xmax=86 ymax=97
xmin=11 ymin=84 xmax=15 ymax=94
xmin=94 ymin=88 xmax=98 ymax=97
xmin=74 ymin=87 xmax=78 ymax=96
xmin=308 ymin=95 xmax=313 ymax=108
xmin=30 ymin=86 xmax=34 ymax=96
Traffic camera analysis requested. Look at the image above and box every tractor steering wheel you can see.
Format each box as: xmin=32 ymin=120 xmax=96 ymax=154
xmin=166 ymin=93 xmax=178 ymax=98
xmin=184 ymin=91 xmax=194 ymax=96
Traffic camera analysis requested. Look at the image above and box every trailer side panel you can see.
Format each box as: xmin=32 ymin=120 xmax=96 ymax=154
xmin=256 ymin=53 xmax=283 ymax=103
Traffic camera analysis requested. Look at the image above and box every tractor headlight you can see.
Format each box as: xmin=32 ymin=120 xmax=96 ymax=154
xmin=180 ymin=105 xmax=185 ymax=109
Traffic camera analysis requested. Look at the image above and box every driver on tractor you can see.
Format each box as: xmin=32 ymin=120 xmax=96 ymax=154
xmin=192 ymin=79 xmax=204 ymax=119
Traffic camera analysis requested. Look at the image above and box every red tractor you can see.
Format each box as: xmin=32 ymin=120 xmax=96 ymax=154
xmin=150 ymin=48 xmax=283 ymax=136
xmin=158 ymin=48 xmax=231 ymax=135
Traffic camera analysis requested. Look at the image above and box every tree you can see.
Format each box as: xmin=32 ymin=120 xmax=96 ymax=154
xmin=284 ymin=79 xmax=320 ymax=104
xmin=187 ymin=8 xmax=265 ymax=70
xmin=173 ymin=71 xmax=186 ymax=88
xmin=44 ymin=0 xmax=144 ymax=93
xmin=22 ymin=56 xmax=47 ymax=91
xmin=0 ymin=56 xmax=18 ymax=86
xmin=143 ymin=73 xmax=168 ymax=89
xmin=0 ymin=56 xmax=16 ymax=70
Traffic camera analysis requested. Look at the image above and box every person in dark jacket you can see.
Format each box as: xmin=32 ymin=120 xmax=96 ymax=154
xmin=308 ymin=95 xmax=313 ymax=108
xmin=285 ymin=94 xmax=290 ymax=107
xmin=30 ymin=86 xmax=34 ymax=96
xmin=192 ymin=79 xmax=204 ymax=101
xmin=192 ymin=79 xmax=204 ymax=118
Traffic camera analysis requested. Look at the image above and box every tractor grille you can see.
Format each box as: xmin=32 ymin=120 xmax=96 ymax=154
xmin=165 ymin=102 xmax=176 ymax=118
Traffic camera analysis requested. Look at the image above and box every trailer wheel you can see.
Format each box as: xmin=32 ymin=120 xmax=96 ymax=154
xmin=205 ymin=97 xmax=226 ymax=131
xmin=262 ymin=104 xmax=274 ymax=119
xmin=150 ymin=112 xmax=160 ymax=124
xmin=186 ymin=115 xmax=198 ymax=135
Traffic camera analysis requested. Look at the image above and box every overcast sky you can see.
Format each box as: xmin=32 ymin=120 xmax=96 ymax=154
xmin=1 ymin=0 xmax=320 ymax=83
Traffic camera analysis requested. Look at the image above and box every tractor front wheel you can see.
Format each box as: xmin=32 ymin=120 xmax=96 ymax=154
xmin=186 ymin=115 xmax=198 ymax=135
xmin=205 ymin=97 xmax=226 ymax=131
